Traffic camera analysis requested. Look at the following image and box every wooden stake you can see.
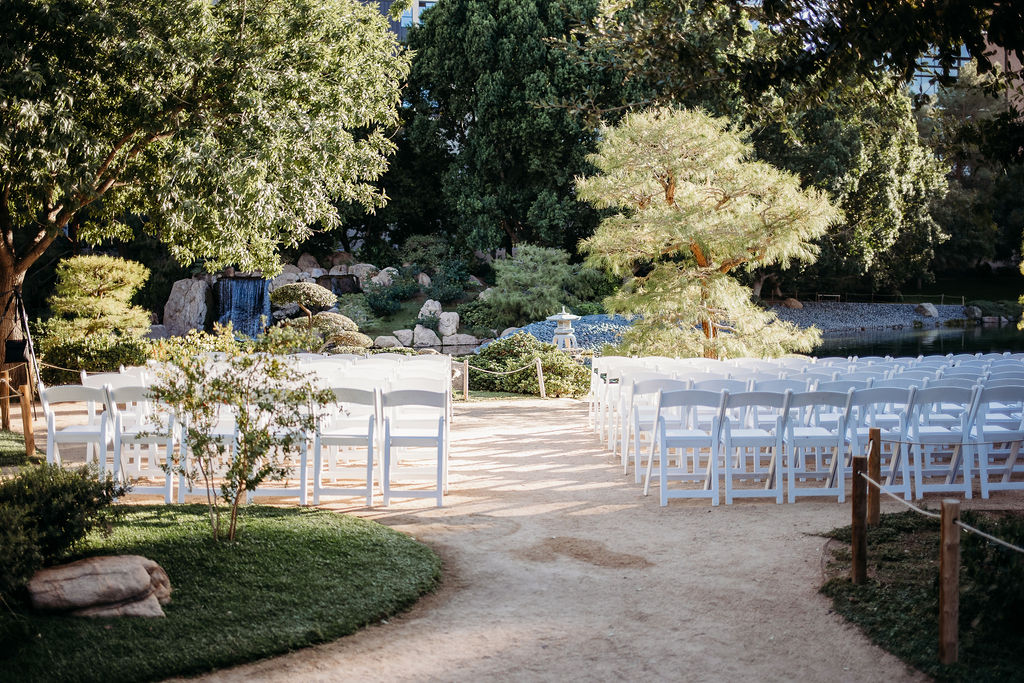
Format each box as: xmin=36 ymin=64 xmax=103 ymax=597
xmin=536 ymin=358 xmax=546 ymax=399
xmin=851 ymin=455 xmax=868 ymax=585
xmin=19 ymin=384 xmax=34 ymax=456
xmin=1 ymin=370 xmax=10 ymax=431
xmin=462 ymin=359 xmax=470 ymax=401
xmin=939 ymin=498 xmax=960 ymax=665
xmin=868 ymin=427 xmax=881 ymax=527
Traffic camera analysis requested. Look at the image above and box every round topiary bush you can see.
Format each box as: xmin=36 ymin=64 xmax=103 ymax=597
xmin=270 ymin=282 xmax=338 ymax=328
xmin=327 ymin=331 xmax=373 ymax=348
xmin=312 ymin=311 xmax=359 ymax=334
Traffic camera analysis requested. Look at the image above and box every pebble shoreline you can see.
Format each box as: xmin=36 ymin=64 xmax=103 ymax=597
xmin=485 ymin=303 xmax=970 ymax=352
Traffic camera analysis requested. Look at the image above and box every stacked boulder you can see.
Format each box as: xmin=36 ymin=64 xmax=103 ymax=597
xmin=374 ymin=298 xmax=479 ymax=350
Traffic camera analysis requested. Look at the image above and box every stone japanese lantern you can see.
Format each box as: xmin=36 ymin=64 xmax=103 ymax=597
xmin=547 ymin=307 xmax=581 ymax=350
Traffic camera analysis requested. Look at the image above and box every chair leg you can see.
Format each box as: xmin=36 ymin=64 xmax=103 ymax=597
xmin=382 ymin=428 xmax=391 ymax=507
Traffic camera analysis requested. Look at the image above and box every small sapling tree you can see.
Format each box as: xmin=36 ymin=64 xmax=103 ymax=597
xmin=150 ymin=342 xmax=332 ymax=541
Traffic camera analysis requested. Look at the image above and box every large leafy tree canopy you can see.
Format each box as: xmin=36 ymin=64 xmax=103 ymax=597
xmin=918 ymin=61 xmax=1024 ymax=272
xmin=563 ymin=0 xmax=953 ymax=293
xmin=577 ymin=108 xmax=839 ymax=358
xmin=1 ymin=0 xmax=408 ymax=301
xmin=401 ymin=0 xmax=629 ymax=253
xmin=752 ymin=75 xmax=949 ymax=292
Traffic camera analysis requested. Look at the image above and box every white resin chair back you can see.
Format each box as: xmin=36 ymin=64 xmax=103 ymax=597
xmin=720 ymin=391 xmax=790 ymax=504
xmin=905 ymin=385 xmax=979 ymax=499
xmin=103 ymin=385 xmax=176 ymax=503
xmin=967 ymin=385 xmax=1024 ymax=498
xmin=40 ymin=384 xmax=111 ymax=470
xmin=785 ymin=391 xmax=851 ymax=502
xmin=643 ymin=389 xmax=726 ymax=506
xmin=313 ymin=386 xmax=379 ymax=507
xmin=846 ymin=387 xmax=915 ymax=499
xmin=381 ymin=389 xmax=449 ymax=507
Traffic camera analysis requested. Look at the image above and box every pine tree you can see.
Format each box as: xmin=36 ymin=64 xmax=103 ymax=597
xmin=576 ymin=108 xmax=840 ymax=358
xmin=44 ymin=255 xmax=151 ymax=337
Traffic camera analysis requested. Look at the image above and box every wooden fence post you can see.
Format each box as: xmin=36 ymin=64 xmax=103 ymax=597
xmin=462 ymin=359 xmax=470 ymax=401
xmin=1 ymin=370 xmax=10 ymax=431
xmin=939 ymin=499 xmax=961 ymax=665
xmin=851 ymin=455 xmax=868 ymax=585
xmin=19 ymin=384 xmax=34 ymax=456
xmin=868 ymin=427 xmax=881 ymax=527
xmin=536 ymin=358 xmax=546 ymax=399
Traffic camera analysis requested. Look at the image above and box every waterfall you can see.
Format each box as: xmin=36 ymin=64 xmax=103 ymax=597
xmin=217 ymin=278 xmax=271 ymax=337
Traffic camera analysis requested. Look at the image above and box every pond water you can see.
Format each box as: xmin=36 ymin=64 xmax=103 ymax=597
xmin=814 ymin=324 xmax=1024 ymax=358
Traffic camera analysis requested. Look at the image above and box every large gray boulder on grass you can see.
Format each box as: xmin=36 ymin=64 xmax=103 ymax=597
xmin=915 ymin=302 xmax=939 ymax=317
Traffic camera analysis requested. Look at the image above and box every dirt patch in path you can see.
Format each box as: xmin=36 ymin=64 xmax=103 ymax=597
xmin=167 ymin=398 xmax=960 ymax=682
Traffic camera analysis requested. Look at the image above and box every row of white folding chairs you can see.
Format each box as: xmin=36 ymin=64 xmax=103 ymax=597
xmin=615 ymin=371 xmax=1024 ymax=472
xmin=631 ymin=383 xmax=1024 ymax=505
xmin=40 ymin=380 xmax=449 ymax=508
xmin=592 ymin=355 xmax=1023 ymax=449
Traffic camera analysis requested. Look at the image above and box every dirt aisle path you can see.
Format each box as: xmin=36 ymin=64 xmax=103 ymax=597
xmin=181 ymin=398 xmax=925 ymax=682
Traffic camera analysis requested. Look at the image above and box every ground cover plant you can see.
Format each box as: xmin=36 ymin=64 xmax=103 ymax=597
xmin=820 ymin=510 xmax=1024 ymax=681
xmin=0 ymin=505 xmax=441 ymax=683
xmin=464 ymin=333 xmax=589 ymax=398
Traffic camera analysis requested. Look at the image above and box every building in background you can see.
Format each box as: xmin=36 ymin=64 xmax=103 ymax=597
xmin=362 ymin=0 xmax=437 ymax=42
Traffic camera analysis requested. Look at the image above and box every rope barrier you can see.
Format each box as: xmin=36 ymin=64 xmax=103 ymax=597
xmin=858 ymin=472 xmax=941 ymax=519
xmin=464 ymin=362 xmax=539 ymax=377
xmin=858 ymin=471 xmax=1024 ymax=554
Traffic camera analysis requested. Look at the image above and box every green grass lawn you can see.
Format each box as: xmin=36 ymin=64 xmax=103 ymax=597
xmin=820 ymin=510 xmax=1024 ymax=681
xmin=1 ymin=505 xmax=440 ymax=683
xmin=0 ymin=429 xmax=42 ymax=469
xmin=358 ymin=295 xmax=430 ymax=339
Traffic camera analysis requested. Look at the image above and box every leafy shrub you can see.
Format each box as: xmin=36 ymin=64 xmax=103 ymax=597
xmin=468 ymin=332 xmax=588 ymax=397
xmin=311 ymin=311 xmax=359 ymax=334
xmin=326 ymin=331 xmax=373 ymax=348
xmin=960 ymin=511 xmax=1024 ymax=639
xmin=368 ymin=346 xmax=421 ymax=356
xmin=256 ymin=324 xmax=323 ymax=354
xmin=567 ymin=265 xmax=619 ymax=301
xmin=457 ymin=298 xmax=496 ymax=331
xmin=427 ymin=259 xmax=469 ymax=303
xmin=39 ymin=333 xmax=151 ymax=385
xmin=0 ymin=504 xmax=41 ymax=598
xmin=389 ymin=266 xmax=423 ymax=301
xmin=336 ymin=294 xmax=374 ymax=328
xmin=402 ymin=235 xmax=449 ymax=274
xmin=363 ymin=282 xmax=402 ymax=317
xmin=150 ymin=324 xmax=241 ymax=363
xmin=0 ymin=464 xmax=124 ymax=566
xmin=415 ymin=314 xmax=440 ymax=332
xmin=569 ymin=300 xmax=606 ymax=316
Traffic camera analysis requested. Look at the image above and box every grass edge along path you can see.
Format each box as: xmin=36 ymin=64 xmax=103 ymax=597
xmin=820 ymin=510 xmax=1024 ymax=682
xmin=0 ymin=505 xmax=441 ymax=683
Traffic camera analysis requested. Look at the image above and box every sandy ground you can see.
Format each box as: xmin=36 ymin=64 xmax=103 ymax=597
xmin=37 ymin=398 xmax=1021 ymax=682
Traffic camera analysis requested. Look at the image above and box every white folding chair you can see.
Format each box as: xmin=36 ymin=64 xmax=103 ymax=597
xmin=643 ymin=389 xmax=725 ymax=506
xmin=968 ymin=385 xmax=1024 ymax=498
xmin=313 ymin=386 xmax=378 ymax=506
xmin=905 ymin=385 xmax=979 ymax=499
xmin=103 ymin=385 xmax=177 ymax=503
xmin=40 ymin=384 xmax=111 ymax=469
xmin=382 ymin=389 xmax=448 ymax=507
xmin=846 ymin=387 xmax=915 ymax=500
xmin=624 ymin=377 xmax=689 ymax=481
xmin=720 ymin=391 xmax=790 ymax=504
xmin=785 ymin=390 xmax=851 ymax=502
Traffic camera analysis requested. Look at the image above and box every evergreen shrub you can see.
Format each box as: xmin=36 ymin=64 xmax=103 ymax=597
xmin=467 ymin=333 xmax=588 ymax=397
xmin=40 ymin=333 xmax=151 ymax=385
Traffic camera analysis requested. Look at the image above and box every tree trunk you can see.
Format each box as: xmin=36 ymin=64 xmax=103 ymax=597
xmin=0 ymin=268 xmax=28 ymax=366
